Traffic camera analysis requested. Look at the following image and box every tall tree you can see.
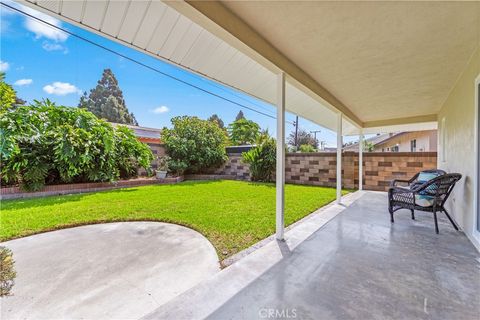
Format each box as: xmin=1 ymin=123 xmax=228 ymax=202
xmin=287 ymin=128 xmax=318 ymax=149
xmin=208 ymin=114 xmax=225 ymax=129
xmin=235 ymin=110 xmax=245 ymax=121
xmin=228 ymin=118 xmax=260 ymax=145
xmin=78 ymin=69 xmax=138 ymax=125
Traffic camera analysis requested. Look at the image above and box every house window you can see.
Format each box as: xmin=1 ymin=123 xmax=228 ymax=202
xmin=391 ymin=145 xmax=399 ymax=152
xmin=410 ymin=139 xmax=416 ymax=152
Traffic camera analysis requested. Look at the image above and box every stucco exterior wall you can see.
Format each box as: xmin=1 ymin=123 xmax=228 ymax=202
xmin=437 ymin=47 xmax=480 ymax=250
xmin=375 ymin=130 xmax=437 ymax=152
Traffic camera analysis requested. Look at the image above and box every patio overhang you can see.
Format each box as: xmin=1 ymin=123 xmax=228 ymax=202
xmin=17 ymin=0 xmax=479 ymax=131
xmin=172 ymin=1 xmax=478 ymax=132
xmin=14 ymin=0 xmax=479 ymax=239
xmin=18 ymin=0 xmax=359 ymax=135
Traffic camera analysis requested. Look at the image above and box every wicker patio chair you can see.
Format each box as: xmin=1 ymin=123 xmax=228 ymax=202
xmin=390 ymin=169 xmax=446 ymax=189
xmin=388 ymin=173 xmax=462 ymax=234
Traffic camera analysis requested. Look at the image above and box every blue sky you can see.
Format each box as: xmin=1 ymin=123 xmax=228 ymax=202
xmin=0 ymin=0 xmax=359 ymax=147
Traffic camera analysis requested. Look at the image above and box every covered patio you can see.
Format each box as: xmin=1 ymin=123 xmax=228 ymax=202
xmin=144 ymin=191 xmax=480 ymax=320
xmin=17 ymin=0 xmax=479 ymax=247
xmin=11 ymin=1 xmax=480 ymax=318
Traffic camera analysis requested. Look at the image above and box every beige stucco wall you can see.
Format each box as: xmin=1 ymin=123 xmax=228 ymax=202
xmin=437 ymin=47 xmax=480 ymax=250
xmin=375 ymin=130 xmax=437 ymax=152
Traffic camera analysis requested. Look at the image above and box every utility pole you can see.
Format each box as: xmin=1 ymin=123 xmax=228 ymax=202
xmin=293 ymin=115 xmax=299 ymax=151
xmin=310 ymin=130 xmax=321 ymax=141
xmin=320 ymin=141 xmax=327 ymax=151
xmin=310 ymin=130 xmax=321 ymax=150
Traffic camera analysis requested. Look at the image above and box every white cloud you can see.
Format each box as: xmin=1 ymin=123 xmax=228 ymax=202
xmin=14 ymin=79 xmax=33 ymax=86
xmin=43 ymin=82 xmax=80 ymax=96
xmin=0 ymin=60 xmax=9 ymax=72
xmin=152 ymin=106 xmax=169 ymax=114
xmin=42 ymin=41 xmax=68 ymax=53
xmin=22 ymin=6 xmax=68 ymax=42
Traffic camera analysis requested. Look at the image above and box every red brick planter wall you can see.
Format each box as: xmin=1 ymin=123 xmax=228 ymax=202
xmin=1 ymin=176 xmax=184 ymax=200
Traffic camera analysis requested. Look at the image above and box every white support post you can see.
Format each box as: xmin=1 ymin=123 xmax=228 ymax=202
xmin=276 ymin=72 xmax=286 ymax=240
xmin=359 ymin=131 xmax=364 ymax=191
xmin=336 ymin=113 xmax=343 ymax=203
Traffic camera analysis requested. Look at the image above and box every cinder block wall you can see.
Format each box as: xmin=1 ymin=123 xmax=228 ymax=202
xmin=139 ymin=142 xmax=166 ymax=175
xmin=212 ymin=151 xmax=437 ymax=191
xmin=210 ymin=153 xmax=250 ymax=180
xmin=362 ymin=152 xmax=437 ymax=191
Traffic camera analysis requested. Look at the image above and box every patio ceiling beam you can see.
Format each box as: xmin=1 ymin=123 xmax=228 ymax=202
xmin=166 ymin=1 xmax=363 ymax=128
xmin=363 ymin=114 xmax=438 ymax=128
xmin=276 ymin=72 xmax=286 ymax=241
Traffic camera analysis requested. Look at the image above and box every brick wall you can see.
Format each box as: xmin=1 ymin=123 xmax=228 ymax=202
xmin=1 ymin=176 xmax=183 ymax=200
xmin=210 ymin=153 xmax=250 ymax=180
xmin=362 ymin=152 xmax=437 ymax=191
xmin=212 ymin=151 xmax=437 ymax=191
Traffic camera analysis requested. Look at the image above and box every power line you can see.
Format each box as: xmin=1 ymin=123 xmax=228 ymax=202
xmin=1 ymin=1 xmax=294 ymax=124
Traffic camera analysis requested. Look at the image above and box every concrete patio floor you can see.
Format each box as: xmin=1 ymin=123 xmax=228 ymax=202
xmin=0 ymin=222 xmax=220 ymax=320
xmin=145 ymin=191 xmax=480 ymax=320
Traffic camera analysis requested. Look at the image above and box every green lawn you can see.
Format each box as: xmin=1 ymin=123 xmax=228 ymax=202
xmin=1 ymin=180 xmax=347 ymax=258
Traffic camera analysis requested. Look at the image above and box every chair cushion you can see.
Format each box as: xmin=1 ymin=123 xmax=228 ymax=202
xmin=418 ymin=171 xmax=443 ymax=183
xmin=415 ymin=171 xmax=444 ymax=197
xmin=415 ymin=194 xmax=435 ymax=207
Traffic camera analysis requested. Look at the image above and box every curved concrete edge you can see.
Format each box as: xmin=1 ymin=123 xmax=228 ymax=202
xmin=0 ymin=219 xmax=216 ymax=253
xmin=1 ymin=221 xmax=221 ymax=320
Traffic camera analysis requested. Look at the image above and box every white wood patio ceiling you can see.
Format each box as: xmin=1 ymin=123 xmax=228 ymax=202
xmin=21 ymin=0 xmax=361 ymax=134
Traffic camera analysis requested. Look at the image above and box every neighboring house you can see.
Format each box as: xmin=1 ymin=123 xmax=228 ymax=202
xmin=344 ymin=130 xmax=437 ymax=152
xmin=110 ymin=123 xmax=165 ymax=172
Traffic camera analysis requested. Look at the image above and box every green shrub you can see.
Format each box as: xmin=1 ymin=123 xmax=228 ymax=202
xmin=299 ymin=144 xmax=316 ymax=153
xmin=0 ymin=246 xmax=16 ymax=297
xmin=114 ymin=125 xmax=153 ymax=179
xmin=0 ymin=100 xmax=153 ymax=191
xmin=0 ymin=72 xmax=17 ymax=113
xmin=228 ymin=118 xmax=260 ymax=145
xmin=161 ymin=116 xmax=228 ymax=175
xmin=242 ymin=133 xmax=276 ymax=182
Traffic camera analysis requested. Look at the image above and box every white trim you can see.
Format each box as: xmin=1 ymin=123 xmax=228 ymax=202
xmin=359 ymin=131 xmax=363 ymax=191
xmin=276 ymin=72 xmax=286 ymax=240
xmin=336 ymin=113 xmax=343 ymax=203
xmin=440 ymin=117 xmax=447 ymax=163
xmin=472 ymin=73 xmax=480 ymax=247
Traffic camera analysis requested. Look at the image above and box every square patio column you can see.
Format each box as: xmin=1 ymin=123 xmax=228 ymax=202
xmin=336 ymin=113 xmax=343 ymax=203
xmin=359 ymin=131 xmax=364 ymax=191
xmin=276 ymin=72 xmax=286 ymax=240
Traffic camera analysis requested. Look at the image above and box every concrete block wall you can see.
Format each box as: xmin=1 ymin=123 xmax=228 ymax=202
xmin=210 ymin=153 xmax=250 ymax=180
xmin=362 ymin=152 xmax=437 ymax=191
xmin=212 ymin=151 xmax=438 ymax=191
xmin=139 ymin=142 xmax=166 ymax=176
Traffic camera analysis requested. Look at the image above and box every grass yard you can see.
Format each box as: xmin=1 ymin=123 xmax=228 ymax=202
xmin=1 ymin=180 xmax=348 ymax=258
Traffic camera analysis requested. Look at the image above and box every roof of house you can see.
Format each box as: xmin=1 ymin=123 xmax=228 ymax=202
xmin=110 ymin=123 xmax=162 ymax=142
xmin=343 ymin=132 xmax=403 ymax=151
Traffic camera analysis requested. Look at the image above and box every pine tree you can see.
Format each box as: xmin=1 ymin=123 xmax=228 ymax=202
xmin=235 ymin=110 xmax=245 ymax=121
xmin=208 ymin=114 xmax=225 ymax=129
xmin=78 ymin=69 xmax=138 ymax=125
